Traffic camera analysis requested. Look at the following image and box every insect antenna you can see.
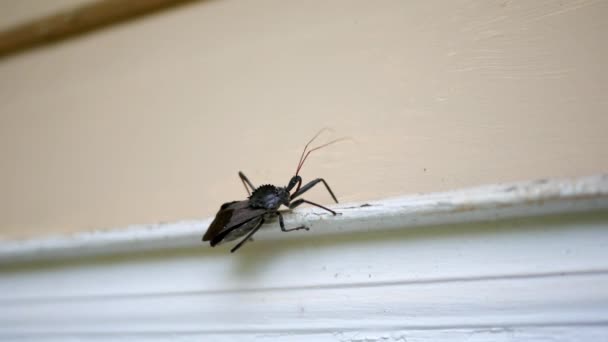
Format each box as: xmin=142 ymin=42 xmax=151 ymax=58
xmin=295 ymin=129 xmax=350 ymax=177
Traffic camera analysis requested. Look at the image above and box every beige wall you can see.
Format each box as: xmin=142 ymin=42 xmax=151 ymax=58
xmin=1 ymin=0 xmax=606 ymax=240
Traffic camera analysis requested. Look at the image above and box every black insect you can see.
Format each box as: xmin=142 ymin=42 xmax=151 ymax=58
xmin=202 ymin=130 xmax=345 ymax=253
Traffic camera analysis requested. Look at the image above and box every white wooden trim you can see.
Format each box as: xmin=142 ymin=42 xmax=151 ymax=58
xmin=2 ymin=174 xmax=607 ymax=264
xmin=2 ymin=174 xmax=608 ymax=341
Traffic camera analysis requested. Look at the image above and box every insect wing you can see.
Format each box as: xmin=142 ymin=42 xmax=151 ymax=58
xmin=203 ymin=201 xmax=242 ymax=242
xmin=202 ymin=200 xmax=265 ymax=242
xmin=211 ymin=215 xmax=263 ymax=247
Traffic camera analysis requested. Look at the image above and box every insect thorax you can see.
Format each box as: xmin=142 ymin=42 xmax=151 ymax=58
xmin=249 ymin=184 xmax=289 ymax=210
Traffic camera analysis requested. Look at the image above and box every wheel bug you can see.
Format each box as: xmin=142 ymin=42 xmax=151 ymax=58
xmin=202 ymin=130 xmax=346 ymax=253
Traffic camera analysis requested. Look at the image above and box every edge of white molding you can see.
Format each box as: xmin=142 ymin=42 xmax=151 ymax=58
xmin=2 ymin=174 xmax=607 ymax=264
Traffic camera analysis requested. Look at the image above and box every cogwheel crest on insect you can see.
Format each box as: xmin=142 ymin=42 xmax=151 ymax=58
xmin=249 ymin=184 xmax=278 ymax=198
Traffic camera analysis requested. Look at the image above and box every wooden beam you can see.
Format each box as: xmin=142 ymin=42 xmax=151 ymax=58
xmin=0 ymin=0 xmax=201 ymax=58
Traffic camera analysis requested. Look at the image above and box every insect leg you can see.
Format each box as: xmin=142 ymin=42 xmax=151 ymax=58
xmin=277 ymin=211 xmax=309 ymax=232
xmin=290 ymin=178 xmax=338 ymax=203
xmin=231 ymin=217 xmax=265 ymax=253
xmin=289 ymin=198 xmax=337 ymax=215
xmin=238 ymin=171 xmax=255 ymax=195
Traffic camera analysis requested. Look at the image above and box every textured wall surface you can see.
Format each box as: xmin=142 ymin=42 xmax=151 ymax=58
xmin=1 ymin=0 xmax=607 ymax=238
